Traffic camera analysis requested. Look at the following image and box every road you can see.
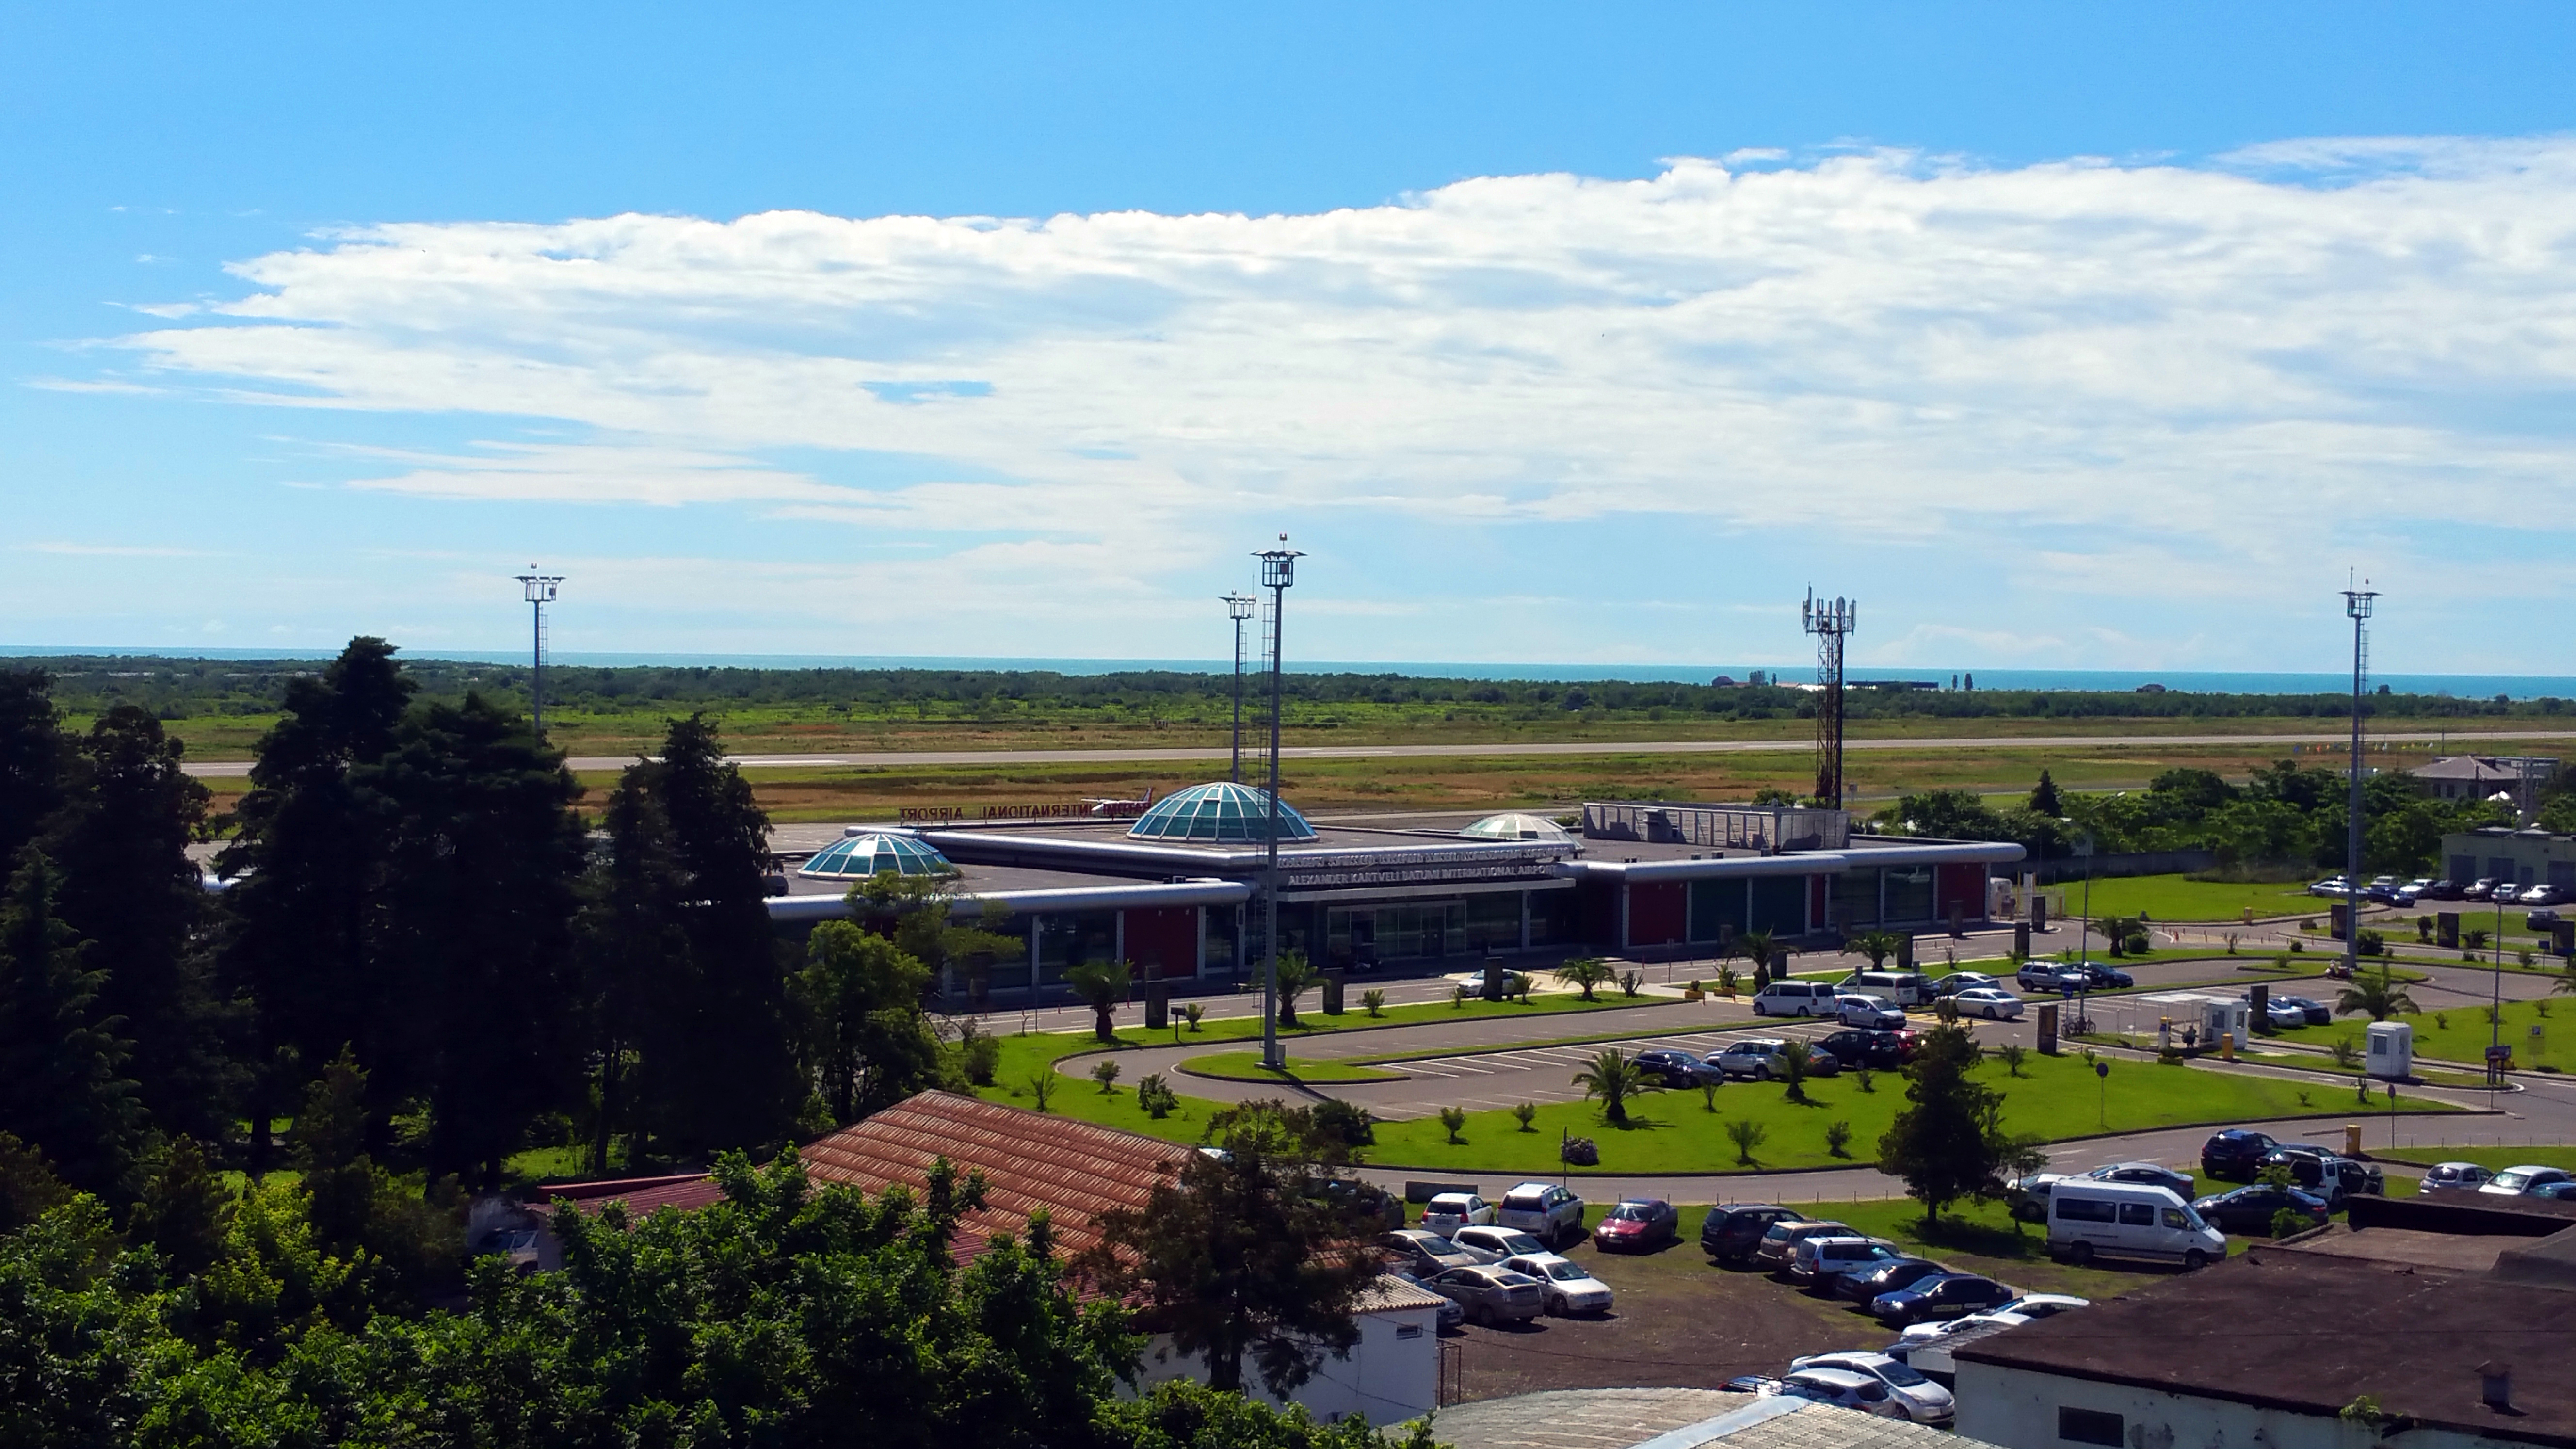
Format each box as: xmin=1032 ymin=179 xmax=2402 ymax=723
xmin=174 ymin=726 xmax=2576 ymax=777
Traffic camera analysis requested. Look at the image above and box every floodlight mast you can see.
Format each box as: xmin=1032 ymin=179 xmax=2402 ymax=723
xmin=2343 ymin=578 xmax=2377 ymax=983
xmin=1256 ymin=537 xmax=1303 ymax=1072
xmin=1802 ymin=590 xmax=1857 ymax=808
xmin=515 ymin=567 xmax=564 ymax=738
xmin=1225 ymin=592 xmax=1258 ymax=784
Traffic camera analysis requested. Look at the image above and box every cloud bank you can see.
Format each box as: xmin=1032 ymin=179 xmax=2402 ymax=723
xmin=96 ymin=138 xmax=2576 ymax=655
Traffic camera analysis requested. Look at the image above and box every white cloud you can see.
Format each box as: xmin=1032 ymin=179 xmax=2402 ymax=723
xmin=85 ymin=139 xmax=2576 ymax=614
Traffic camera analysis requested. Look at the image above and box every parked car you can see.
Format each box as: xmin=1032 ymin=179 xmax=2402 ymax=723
xmin=1753 ymin=1218 xmax=1856 ymax=1273
xmin=1423 ymin=1265 xmax=1544 ymax=1326
xmin=2309 ymin=876 xmax=2354 ymax=898
xmin=1817 ymin=1028 xmax=1910 ymax=1071
xmin=2200 ymin=1128 xmax=2279 ymax=1181
xmin=2191 ymin=1183 xmax=2330 ymax=1235
xmin=2272 ymin=994 xmax=2332 ymax=1027
xmin=1837 ymin=969 xmax=1934 ymax=1007
xmin=1500 ymin=1253 xmax=1613 ymax=1315
xmin=2528 ymin=909 xmax=2564 ymax=931
xmin=2365 ymin=875 xmax=2403 ymax=903
xmin=1834 ymin=1256 xmax=1948 ymax=1304
xmin=1387 ymin=1270 xmax=1465 ymax=1331
xmin=1495 ymin=1181 xmax=1586 ymax=1247
xmin=2264 ymin=1146 xmax=2383 ymax=1204
xmin=1835 ymin=993 xmax=1908 ymax=1030
xmin=1896 ymin=1292 xmax=2088 ymax=1341
xmin=1750 ymin=981 xmax=1841 ymax=1017
xmin=2395 ymin=878 xmax=2433 ymax=905
xmin=2532 ymin=1182 xmax=2576 ymax=1202
xmin=1448 ymin=1225 xmax=1552 ymax=1264
xmin=1791 ymin=1236 xmax=1903 ymax=1292
xmin=1951 ymin=987 xmax=2026 ymax=1020
xmin=1776 ymin=1367 xmax=1909 ymax=1418
xmin=2481 ymin=1165 xmax=2576 ymax=1197
xmin=2418 ymin=1161 xmax=2496 ymax=1195
xmin=1869 ymin=1272 xmax=2016 ymax=1328
xmin=2083 ymin=1161 xmax=2197 ymax=1197
xmin=2257 ymin=997 xmax=2310 ymax=1031
xmin=1786 ymin=1352 xmax=1956 ymax=1425
xmin=1703 ymin=1204 xmax=1805 ymax=1266
xmin=1930 ymin=971 xmax=1999 ymax=998
xmin=1419 ymin=1192 xmax=1496 ymax=1233
xmin=2070 ymin=962 xmax=2134 ymax=989
xmin=2524 ymin=884 xmax=2570 ymax=907
xmin=2420 ymin=879 xmax=2463 ymax=901
xmin=2465 ymin=878 xmax=2501 ymax=902
xmin=1593 ymin=1198 xmax=1681 ymax=1252
xmin=1714 ymin=1038 xmax=1841 ymax=1081
xmin=1380 ymin=1229 xmax=1477 ymax=1276
xmin=1633 ymin=1049 xmax=1725 ymax=1089
xmin=2006 ymin=1172 xmax=2062 ymax=1224
xmin=2048 ymin=1181 xmax=2223 ymax=1269
xmin=2016 ymin=962 xmax=2089 ymax=992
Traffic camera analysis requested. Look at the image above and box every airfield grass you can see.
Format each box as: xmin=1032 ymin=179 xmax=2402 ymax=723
xmin=2069 ymin=874 xmax=2329 ymax=924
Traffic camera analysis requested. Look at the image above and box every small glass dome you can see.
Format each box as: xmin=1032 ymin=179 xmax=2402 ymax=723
xmin=1460 ymin=812 xmax=1575 ymax=843
xmin=799 ymin=830 xmax=959 ymax=879
xmin=1127 ymin=781 xmax=1319 ymax=842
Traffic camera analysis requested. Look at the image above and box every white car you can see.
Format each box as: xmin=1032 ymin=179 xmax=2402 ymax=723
xmin=1500 ymin=1253 xmax=1614 ymax=1315
xmin=1836 ymin=993 xmax=1906 ymax=1030
xmin=1419 ymin=1192 xmax=1497 ymax=1232
xmin=2522 ymin=884 xmax=2569 ymax=906
xmin=1896 ymin=1292 xmax=2089 ymax=1343
xmin=1495 ymin=1181 xmax=1586 ymax=1247
xmin=1777 ymin=1367 xmax=1908 ymax=1417
xmin=1448 ymin=1225 xmax=1550 ymax=1264
xmin=1787 ymin=1352 xmax=1956 ymax=1425
xmin=2418 ymin=1162 xmax=2496 ymax=1195
xmin=1951 ymin=987 xmax=2025 ymax=1021
xmin=2479 ymin=1166 xmax=2576 ymax=1197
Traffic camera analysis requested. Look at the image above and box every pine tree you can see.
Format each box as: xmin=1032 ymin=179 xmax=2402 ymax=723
xmin=0 ymin=851 xmax=146 ymax=1200
xmin=1874 ymin=1022 xmax=2008 ymax=1226
xmin=129 ymin=1134 xmax=232 ymax=1280
xmin=2029 ymin=769 xmax=2063 ymax=817
xmin=0 ymin=669 xmax=69 ymax=870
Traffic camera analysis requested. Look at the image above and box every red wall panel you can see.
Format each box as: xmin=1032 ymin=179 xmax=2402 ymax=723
xmin=1123 ymin=907 xmax=1199 ymax=978
xmin=1627 ymin=882 xmax=1686 ymax=948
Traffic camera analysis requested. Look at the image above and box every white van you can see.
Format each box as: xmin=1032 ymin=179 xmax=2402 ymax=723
xmin=2047 ymin=1181 xmax=2224 ymax=1270
xmin=1840 ymin=970 xmax=1933 ymax=1007
xmin=1751 ymin=980 xmax=1837 ymax=1017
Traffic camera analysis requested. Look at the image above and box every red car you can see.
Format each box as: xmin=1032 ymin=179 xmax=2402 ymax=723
xmin=1593 ymin=1198 xmax=1681 ymax=1252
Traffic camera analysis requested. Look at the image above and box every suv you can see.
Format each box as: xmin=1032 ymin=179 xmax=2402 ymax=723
xmin=1751 ymin=981 xmax=1839 ymax=1017
xmin=1713 ymin=1038 xmax=1843 ymax=1080
xmin=1448 ymin=1224 xmax=1552 ymax=1264
xmin=1701 ymin=1204 xmax=1803 ymax=1266
xmin=2016 ymin=962 xmax=2089 ymax=992
xmin=1379 ymin=1229 xmax=1476 ymax=1277
xmin=1419 ymin=1192 xmax=1495 ymax=1233
xmin=1791 ymin=1236 xmax=1902 ymax=1292
xmin=1753 ymin=1218 xmax=1854 ymax=1273
xmin=2263 ymin=1146 xmax=2383 ymax=1206
xmin=1817 ymin=1028 xmax=1909 ymax=1070
xmin=1495 ymin=1182 xmax=1585 ymax=1247
xmin=2200 ymin=1129 xmax=2278 ymax=1181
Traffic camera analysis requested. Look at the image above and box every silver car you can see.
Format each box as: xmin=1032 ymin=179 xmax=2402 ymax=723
xmin=2419 ymin=1161 xmax=2496 ymax=1195
xmin=1788 ymin=1352 xmax=1956 ymax=1425
xmin=1424 ymin=1265 xmax=1545 ymax=1326
xmin=1448 ymin=1225 xmax=1551 ymax=1264
xmin=1501 ymin=1253 xmax=1614 ymax=1315
xmin=1380 ymin=1229 xmax=1476 ymax=1277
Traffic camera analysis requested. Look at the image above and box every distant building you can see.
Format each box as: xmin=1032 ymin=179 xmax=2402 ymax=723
xmin=1954 ymin=1192 xmax=2576 ymax=1449
xmin=1437 ymin=1387 xmax=2001 ymax=1449
xmin=2440 ymin=825 xmax=2576 ymax=894
xmin=2413 ymin=755 xmax=2557 ymax=803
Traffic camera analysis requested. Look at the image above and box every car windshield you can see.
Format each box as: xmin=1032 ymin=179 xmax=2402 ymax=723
xmin=1488 ymin=1231 xmax=1544 ymax=1253
xmin=1608 ymin=1205 xmax=1652 ymax=1221
xmin=1538 ymin=1261 xmax=1588 ymax=1282
xmin=1492 ymin=1271 xmax=1537 ymax=1286
xmin=1871 ymin=1360 xmax=1930 ymax=1387
xmin=2497 ymin=1171 xmax=2535 ymax=1189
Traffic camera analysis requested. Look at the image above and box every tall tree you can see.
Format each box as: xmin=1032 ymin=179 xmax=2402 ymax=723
xmin=1874 ymin=1022 xmax=2008 ymax=1226
xmin=45 ymin=705 xmax=227 ymax=1139
xmin=0 ymin=852 xmax=146 ymax=1200
xmin=1087 ymin=1100 xmax=1384 ymax=1397
xmin=793 ymin=923 xmax=946 ymax=1126
xmin=359 ymin=693 xmax=588 ymax=1186
xmin=0 ymin=669 xmax=69 ymax=870
xmin=2028 ymin=769 xmax=2062 ymax=817
xmin=216 ymin=638 xmax=416 ymax=1169
xmin=573 ymin=770 xmax=690 ymax=1175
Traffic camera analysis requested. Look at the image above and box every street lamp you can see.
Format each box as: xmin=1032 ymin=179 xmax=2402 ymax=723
xmin=1224 ymin=592 xmax=1257 ymax=784
xmin=1256 ymin=535 xmax=1303 ymax=1071
xmin=514 ymin=567 xmax=564 ymax=738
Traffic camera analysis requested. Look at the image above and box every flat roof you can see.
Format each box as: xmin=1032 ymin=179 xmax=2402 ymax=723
xmin=1953 ymin=1247 xmax=2576 ymax=1445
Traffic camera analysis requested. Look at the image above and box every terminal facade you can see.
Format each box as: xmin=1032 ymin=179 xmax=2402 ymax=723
xmin=767 ymin=781 xmax=2024 ymax=997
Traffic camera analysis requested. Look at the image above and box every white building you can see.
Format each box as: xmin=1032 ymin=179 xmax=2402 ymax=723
xmin=1132 ymin=1274 xmax=1445 ymax=1425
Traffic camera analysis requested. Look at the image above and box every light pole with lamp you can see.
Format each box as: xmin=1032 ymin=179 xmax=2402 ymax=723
xmin=1256 ymin=537 xmax=1303 ymax=1071
xmin=2074 ymin=831 xmax=2095 ymax=961
xmin=514 ymin=567 xmax=564 ymax=739
xmin=1224 ymin=592 xmax=1256 ymax=783
xmin=2342 ymin=581 xmax=2376 ymax=982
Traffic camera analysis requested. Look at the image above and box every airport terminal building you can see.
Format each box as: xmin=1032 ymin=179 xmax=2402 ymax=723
xmin=767 ymin=782 xmax=2024 ymax=998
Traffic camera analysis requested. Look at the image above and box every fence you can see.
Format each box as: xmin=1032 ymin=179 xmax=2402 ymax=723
xmin=1582 ymin=801 xmax=1850 ymax=853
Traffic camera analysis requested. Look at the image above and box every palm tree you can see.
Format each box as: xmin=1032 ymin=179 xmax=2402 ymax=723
xmin=1572 ymin=1047 xmax=1656 ymax=1127
xmin=1273 ymin=950 xmax=1316 ymax=1028
xmin=2334 ymin=968 xmax=2418 ymax=1022
xmin=2553 ymin=963 xmax=2576 ymax=998
xmin=1847 ymin=930 xmax=1900 ymax=968
xmin=1063 ymin=957 xmax=1133 ymax=1042
xmin=1736 ymin=929 xmax=1778 ymax=988
xmin=1777 ymin=1039 xmax=1815 ymax=1104
xmin=1556 ymin=957 xmax=1615 ymax=1001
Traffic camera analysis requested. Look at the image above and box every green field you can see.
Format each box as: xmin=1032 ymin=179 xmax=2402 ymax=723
xmin=2274 ymin=992 xmax=2576 ymax=1072
xmin=2073 ymin=874 xmax=2327 ymax=923
xmin=1176 ymin=1052 xmax=1405 ymax=1083
xmin=1360 ymin=1052 xmax=2448 ymax=1175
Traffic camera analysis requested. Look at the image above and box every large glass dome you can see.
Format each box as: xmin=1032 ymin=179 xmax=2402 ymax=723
xmin=1126 ymin=781 xmax=1319 ymax=842
xmin=1460 ymin=812 xmax=1575 ymax=843
xmin=799 ymin=830 xmax=959 ymax=880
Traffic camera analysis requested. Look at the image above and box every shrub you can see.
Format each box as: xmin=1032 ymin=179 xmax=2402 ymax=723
xmin=2290 ymin=938 xmax=2305 ymax=953
xmin=956 ymin=1023 xmax=1001 ymax=1086
xmin=2157 ymin=1047 xmax=2185 ymax=1065
xmin=2521 ymin=950 xmax=2538 ymax=969
xmin=1182 ymin=1003 xmax=1205 ymax=1031
xmin=1438 ymin=1106 xmax=1468 ymax=1144
xmin=1997 ymin=1044 xmax=2028 ymax=1078
xmin=1561 ymin=1135 xmax=1599 ymax=1166
xmin=1854 ymin=1066 xmax=1875 ymax=1093
xmin=1618 ymin=969 xmax=1642 ymax=998
xmin=2417 ymin=916 xmax=2435 ymax=942
xmin=1825 ymin=1120 xmax=1853 ymax=1158
xmin=1452 ymin=984 xmax=1468 ymax=1008
xmin=2123 ymin=931 xmax=2151 ymax=955
xmin=1699 ymin=1083 xmax=1719 ymax=1112
xmin=2225 ymin=933 xmax=2240 ymax=955
xmin=1933 ymin=998 xmax=1960 ymax=1024
xmin=2435 ymin=1012 xmax=2450 ymax=1030
xmin=1716 ymin=964 xmax=1739 ymax=996
xmin=1510 ymin=1102 xmax=1537 ymax=1132
xmin=2328 ymin=1035 xmax=2357 ymax=1069
xmin=1091 ymin=1060 xmax=1122 ymax=1094
xmin=1136 ymin=1073 xmax=1180 ymax=1119
xmin=2273 ymin=952 xmax=2292 ymax=969
xmin=2539 ymin=1000 xmax=2552 ymax=1019
xmin=1361 ymin=988 xmax=1386 ymax=1017
xmin=2467 ymin=928 xmax=2491 ymax=950
xmin=1026 ymin=1071 xmax=1057 ymax=1112
xmin=1724 ymin=1119 xmax=1769 ymax=1166
xmin=1314 ymin=1097 xmax=1374 ymax=1146
xmin=2271 ymin=1207 xmax=2313 ymax=1238
xmin=2357 ymin=930 xmax=2385 ymax=958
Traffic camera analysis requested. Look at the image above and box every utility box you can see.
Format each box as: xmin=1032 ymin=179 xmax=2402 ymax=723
xmin=2438 ymin=913 xmax=2460 ymax=949
xmin=1143 ymin=982 xmax=1170 ymax=1030
xmin=2367 ymin=1021 xmax=2415 ymax=1080
xmin=1896 ymin=935 xmax=1916 ymax=969
xmin=1320 ymin=972 xmax=1344 ymax=1016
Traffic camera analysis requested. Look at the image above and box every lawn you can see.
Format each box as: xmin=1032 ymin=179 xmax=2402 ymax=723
xmin=2072 ymin=874 xmax=2327 ymax=923
xmin=1177 ymin=1051 xmax=1405 ymax=1083
xmin=1359 ymin=1051 xmax=2451 ymax=1175
xmin=2272 ymin=993 xmax=2576 ymax=1072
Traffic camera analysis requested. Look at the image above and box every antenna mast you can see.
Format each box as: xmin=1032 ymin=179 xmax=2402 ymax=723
xmin=1803 ymin=590 xmax=1857 ymax=808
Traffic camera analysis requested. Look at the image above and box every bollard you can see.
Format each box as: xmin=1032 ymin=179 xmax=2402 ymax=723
xmin=2344 ymin=1123 xmax=2362 ymax=1157
xmin=2221 ymin=1031 xmax=2236 ymax=1062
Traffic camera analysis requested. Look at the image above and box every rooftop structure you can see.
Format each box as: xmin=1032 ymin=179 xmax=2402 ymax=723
xmin=1460 ymin=811 xmax=1577 ymax=843
xmin=1436 ymin=1388 xmax=1993 ymax=1449
xmin=797 ymin=830 xmax=959 ymax=880
xmin=1125 ymin=780 xmax=1319 ymax=843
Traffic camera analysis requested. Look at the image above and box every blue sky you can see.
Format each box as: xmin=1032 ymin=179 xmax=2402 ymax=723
xmin=9 ymin=3 xmax=2576 ymax=673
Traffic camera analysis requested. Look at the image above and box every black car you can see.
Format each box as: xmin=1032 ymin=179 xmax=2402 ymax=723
xmin=2072 ymin=963 xmax=2134 ymax=989
xmin=2421 ymin=879 xmax=2463 ymax=901
xmin=1816 ymin=1029 xmax=1907 ymax=1071
xmin=2271 ymin=995 xmax=2332 ymax=1027
xmin=2191 ymin=1183 xmax=2329 ymax=1235
xmin=1869 ymin=1272 xmax=2017 ymax=1327
xmin=1701 ymin=1204 xmax=1804 ymax=1266
xmin=1633 ymin=1049 xmax=1724 ymax=1088
xmin=2200 ymin=1129 xmax=2279 ymax=1181
xmin=1833 ymin=1256 xmax=1948 ymax=1304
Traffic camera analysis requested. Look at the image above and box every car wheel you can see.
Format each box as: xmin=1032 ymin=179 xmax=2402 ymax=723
xmin=1757 ymin=1064 xmax=1772 ymax=1081
xmin=2184 ymin=1249 xmax=2210 ymax=1271
xmin=1471 ymin=1303 xmax=1491 ymax=1327
xmin=1753 ymin=1002 xmax=1768 ymax=1016
xmin=2066 ymin=1241 xmax=2095 ymax=1265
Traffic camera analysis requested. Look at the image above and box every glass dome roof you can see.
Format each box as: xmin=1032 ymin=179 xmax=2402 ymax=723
xmin=1126 ymin=781 xmax=1319 ymax=842
xmin=798 ymin=830 xmax=959 ymax=880
xmin=1460 ymin=812 xmax=1575 ymax=843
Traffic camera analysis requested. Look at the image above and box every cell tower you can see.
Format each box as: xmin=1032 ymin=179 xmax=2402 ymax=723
xmin=515 ymin=566 xmax=564 ymax=738
xmin=1802 ymin=590 xmax=1856 ymax=808
xmin=2342 ymin=577 xmax=2377 ymax=983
